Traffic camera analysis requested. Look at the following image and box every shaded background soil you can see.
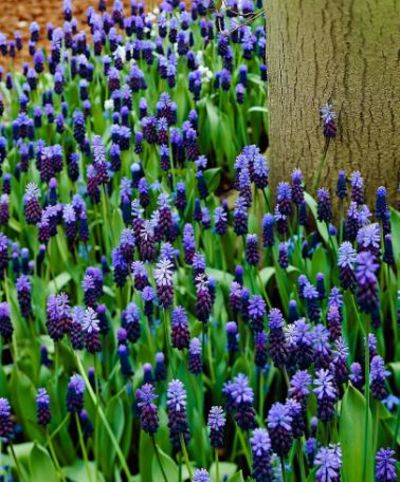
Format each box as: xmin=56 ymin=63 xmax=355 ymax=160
xmin=0 ymin=0 xmax=159 ymax=69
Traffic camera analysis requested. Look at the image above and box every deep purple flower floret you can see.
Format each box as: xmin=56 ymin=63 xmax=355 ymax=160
xmin=267 ymin=402 xmax=293 ymax=457
xmin=36 ymin=387 xmax=51 ymax=426
xmin=135 ymin=383 xmax=159 ymax=434
xmin=375 ymin=448 xmax=397 ymax=482
xmin=250 ymin=428 xmax=273 ymax=482
xmin=208 ymin=405 xmax=226 ymax=448
xmin=315 ymin=444 xmax=342 ymax=482
xmin=66 ymin=374 xmax=85 ymax=413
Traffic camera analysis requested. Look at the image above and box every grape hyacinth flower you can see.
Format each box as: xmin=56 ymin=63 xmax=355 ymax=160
xmin=375 ymin=448 xmax=397 ymax=482
xmin=289 ymin=370 xmax=312 ymax=412
xmin=135 ymin=383 xmax=159 ymax=434
xmin=226 ymin=321 xmax=239 ymax=355
xmin=82 ymin=307 xmax=101 ymax=353
xmin=118 ymin=344 xmax=133 ymax=378
xmin=0 ymin=301 xmax=13 ymax=341
xmin=66 ymin=374 xmax=85 ymax=413
xmin=248 ymin=295 xmax=266 ymax=333
xmin=24 ymin=182 xmax=42 ymax=224
xmin=224 ymin=373 xmax=256 ymax=430
xmin=208 ymin=406 xmax=226 ymax=449
xmin=0 ymin=398 xmax=13 ymax=439
xmin=267 ymin=402 xmax=293 ymax=457
xmin=268 ymin=308 xmax=288 ymax=367
xmin=250 ymin=428 xmax=273 ymax=482
xmin=121 ymin=303 xmax=140 ymax=343
xmin=320 ymin=104 xmax=337 ymax=138
xmin=154 ymin=352 xmax=166 ymax=382
xmin=166 ymin=379 xmax=190 ymax=449
xmin=303 ymin=282 xmax=320 ymax=322
xmin=338 ymin=242 xmax=356 ymax=290
xmin=254 ymin=330 xmax=268 ymax=368
xmin=314 ymin=369 xmax=338 ymax=422
xmin=355 ymin=251 xmax=379 ymax=314
xmin=188 ymin=337 xmax=202 ymax=375
xmin=315 ymin=444 xmax=342 ymax=482
xmin=195 ymin=273 xmax=213 ymax=323
xmin=193 ymin=469 xmax=210 ymax=482
xmin=370 ymin=355 xmax=389 ymax=400
xmin=155 ymin=258 xmax=174 ymax=309
xmin=246 ymin=234 xmax=259 ymax=266
xmin=349 ymin=362 xmax=364 ymax=390
xmin=317 ymin=188 xmax=332 ymax=224
xmin=171 ymin=306 xmax=190 ymax=350
xmin=16 ymin=274 xmax=33 ymax=319
xmin=36 ymin=388 xmax=51 ymax=426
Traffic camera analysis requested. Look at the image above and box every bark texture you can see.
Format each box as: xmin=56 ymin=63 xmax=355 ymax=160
xmin=266 ymin=0 xmax=400 ymax=203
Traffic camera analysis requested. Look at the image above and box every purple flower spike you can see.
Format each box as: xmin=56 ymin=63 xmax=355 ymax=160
xmin=370 ymin=355 xmax=389 ymax=400
xmin=268 ymin=308 xmax=288 ymax=367
xmin=136 ymin=383 xmax=159 ymax=435
xmin=193 ymin=469 xmax=210 ymax=482
xmin=248 ymin=295 xmax=266 ymax=333
xmin=267 ymin=402 xmax=293 ymax=457
xmin=0 ymin=398 xmax=13 ymax=438
xmin=166 ymin=379 xmax=190 ymax=449
xmin=315 ymin=444 xmax=342 ymax=482
xmin=0 ymin=302 xmax=13 ymax=341
xmin=375 ymin=448 xmax=397 ymax=482
xmin=223 ymin=373 xmax=256 ymax=430
xmin=208 ymin=406 xmax=226 ymax=448
xmin=188 ymin=337 xmax=202 ymax=375
xmin=250 ymin=428 xmax=273 ymax=482
xmin=154 ymin=258 xmax=174 ymax=309
xmin=355 ymin=251 xmax=379 ymax=315
xmin=66 ymin=374 xmax=85 ymax=413
xmin=313 ymin=369 xmax=337 ymax=422
xmin=36 ymin=388 xmax=51 ymax=426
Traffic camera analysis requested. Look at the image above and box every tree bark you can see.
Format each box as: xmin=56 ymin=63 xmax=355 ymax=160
xmin=266 ymin=0 xmax=400 ymax=203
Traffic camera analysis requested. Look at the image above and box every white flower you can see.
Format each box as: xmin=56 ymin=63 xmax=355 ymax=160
xmin=114 ymin=45 xmax=126 ymax=63
xmin=82 ymin=307 xmax=100 ymax=333
xmin=104 ymin=99 xmax=114 ymax=111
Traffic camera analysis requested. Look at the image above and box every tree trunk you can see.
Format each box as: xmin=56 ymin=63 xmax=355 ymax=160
xmin=266 ymin=0 xmax=400 ymax=203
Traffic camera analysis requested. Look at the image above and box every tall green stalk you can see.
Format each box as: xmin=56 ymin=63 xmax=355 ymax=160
xmin=362 ymin=315 xmax=370 ymax=482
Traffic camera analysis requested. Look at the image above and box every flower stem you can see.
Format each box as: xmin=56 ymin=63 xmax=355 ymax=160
xmin=237 ymin=428 xmax=251 ymax=470
xmin=151 ymin=436 xmax=168 ymax=482
xmin=362 ymin=315 xmax=370 ymax=482
xmin=180 ymin=433 xmax=193 ymax=481
xmin=75 ymin=412 xmax=93 ymax=482
xmin=215 ymin=449 xmax=220 ymax=482
xmin=46 ymin=427 xmax=66 ymax=482
xmin=75 ymin=355 xmax=132 ymax=481
xmin=9 ymin=441 xmax=24 ymax=482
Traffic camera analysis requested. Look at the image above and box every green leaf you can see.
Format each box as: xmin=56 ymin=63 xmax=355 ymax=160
xmin=204 ymin=168 xmax=222 ymax=194
xmin=247 ymin=106 xmax=268 ymax=114
xmin=29 ymin=444 xmax=57 ymax=482
xmin=46 ymin=272 xmax=72 ymax=295
xmin=228 ymin=471 xmax=245 ymax=482
xmin=98 ymin=396 xmax=125 ymax=478
xmin=258 ymin=267 xmax=275 ymax=287
xmin=151 ymin=446 xmax=179 ymax=481
xmin=139 ymin=432 xmax=154 ymax=482
xmin=63 ymin=459 xmax=105 ymax=482
xmin=210 ymin=462 xmax=237 ymax=481
xmin=340 ymin=385 xmax=373 ymax=482
xmin=304 ymin=192 xmax=329 ymax=245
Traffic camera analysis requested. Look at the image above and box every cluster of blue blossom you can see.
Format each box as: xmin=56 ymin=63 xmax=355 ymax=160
xmin=0 ymin=0 xmax=399 ymax=481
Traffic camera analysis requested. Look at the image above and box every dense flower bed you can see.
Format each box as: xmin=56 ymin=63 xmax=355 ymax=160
xmin=0 ymin=1 xmax=399 ymax=481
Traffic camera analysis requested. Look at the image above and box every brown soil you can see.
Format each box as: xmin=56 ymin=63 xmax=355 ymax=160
xmin=0 ymin=0 xmax=158 ymax=69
